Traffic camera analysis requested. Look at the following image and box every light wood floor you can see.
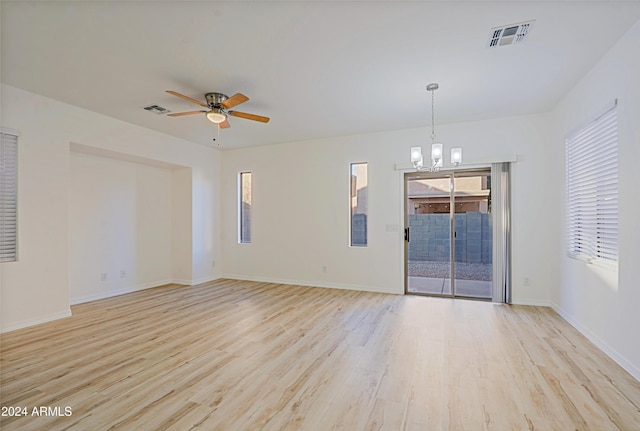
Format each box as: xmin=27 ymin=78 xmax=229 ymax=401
xmin=1 ymin=280 xmax=639 ymax=431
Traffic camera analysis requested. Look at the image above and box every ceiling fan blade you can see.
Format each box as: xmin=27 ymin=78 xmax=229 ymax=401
xmin=167 ymin=110 xmax=206 ymax=117
xmin=228 ymin=110 xmax=270 ymax=123
xmin=221 ymin=93 xmax=249 ymax=109
xmin=166 ymin=90 xmax=207 ymax=107
xmin=219 ymin=118 xmax=231 ymax=129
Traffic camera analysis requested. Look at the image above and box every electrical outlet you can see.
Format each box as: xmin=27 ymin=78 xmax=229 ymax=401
xmin=120 ymin=270 xmax=126 ymax=278
xmin=322 ymin=265 xmax=327 ymax=273
xmin=523 ymin=277 xmax=530 ymax=287
xmin=100 ymin=273 xmax=107 ymax=282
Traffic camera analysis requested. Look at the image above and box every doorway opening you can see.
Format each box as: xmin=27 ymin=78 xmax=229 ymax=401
xmin=405 ymin=168 xmax=495 ymax=300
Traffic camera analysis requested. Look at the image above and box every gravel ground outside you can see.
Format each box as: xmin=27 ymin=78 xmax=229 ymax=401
xmin=408 ymin=260 xmax=492 ymax=281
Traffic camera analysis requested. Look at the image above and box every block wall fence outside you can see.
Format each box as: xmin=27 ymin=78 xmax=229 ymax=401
xmin=408 ymin=213 xmax=492 ymax=263
xmin=351 ymin=214 xmax=367 ymax=246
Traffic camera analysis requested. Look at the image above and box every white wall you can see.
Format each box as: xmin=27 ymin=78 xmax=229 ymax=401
xmin=0 ymin=84 xmax=222 ymax=332
xmin=0 ymin=90 xmax=71 ymax=330
xmin=69 ymin=152 xmax=173 ymax=304
xmin=171 ymin=168 xmax=194 ymax=284
xmin=221 ymin=112 xmax=558 ymax=304
xmin=551 ymin=20 xmax=640 ymax=380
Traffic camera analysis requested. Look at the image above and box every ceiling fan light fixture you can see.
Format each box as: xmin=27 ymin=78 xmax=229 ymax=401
xmin=206 ymin=109 xmax=226 ymax=124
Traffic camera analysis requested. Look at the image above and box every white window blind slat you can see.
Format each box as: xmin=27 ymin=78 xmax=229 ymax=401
xmin=565 ymin=103 xmax=618 ymax=264
xmin=1 ymin=132 xmax=19 ymax=262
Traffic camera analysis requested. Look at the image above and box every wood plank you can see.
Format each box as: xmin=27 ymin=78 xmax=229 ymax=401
xmin=1 ymin=280 xmax=639 ymax=430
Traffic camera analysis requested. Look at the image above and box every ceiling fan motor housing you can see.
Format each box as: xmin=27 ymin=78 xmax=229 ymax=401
xmin=205 ymin=92 xmax=229 ymax=109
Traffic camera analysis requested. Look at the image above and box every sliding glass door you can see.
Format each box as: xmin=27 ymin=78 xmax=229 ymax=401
xmin=451 ymin=171 xmax=492 ymax=299
xmin=405 ymin=169 xmax=493 ymax=300
xmin=405 ymin=175 xmax=454 ymax=296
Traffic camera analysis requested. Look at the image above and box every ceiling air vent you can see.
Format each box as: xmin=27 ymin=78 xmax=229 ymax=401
xmin=144 ymin=105 xmax=171 ymax=115
xmin=487 ymin=20 xmax=535 ymax=48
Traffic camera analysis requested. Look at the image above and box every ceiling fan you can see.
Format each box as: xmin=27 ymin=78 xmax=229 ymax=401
xmin=165 ymin=90 xmax=270 ymax=128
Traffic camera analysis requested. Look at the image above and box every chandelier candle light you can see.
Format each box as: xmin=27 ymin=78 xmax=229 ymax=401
xmin=411 ymin=83 xmax=462 ymax=171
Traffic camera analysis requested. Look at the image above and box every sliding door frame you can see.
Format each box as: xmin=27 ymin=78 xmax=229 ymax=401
xmin=404 ymin=165 xmax=510 ymax=302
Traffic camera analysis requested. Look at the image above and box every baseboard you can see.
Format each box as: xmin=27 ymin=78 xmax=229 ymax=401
xmin=1 ymin=309 xmax=72 ymax=333
xmin=70 ymin=279 xmax=175 ymax=305
xmin=188 ymin=275 xmax=222 ymax=286
xmin=171 ymin=278 xmax=194 ymax=286
xmin=551 ymin=302 xmax=640 ymax=382
xmin=510 ymin=298 xmax=552 ymax=307
xmin=221 ymin=274 xmax=400 ymax=295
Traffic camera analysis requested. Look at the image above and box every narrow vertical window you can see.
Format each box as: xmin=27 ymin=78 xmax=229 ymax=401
xmin=1 ymin=131 xmax=19 ymax=262
xmin=239 ymin=172 xmax=252 ymax=243
xmin=350 ymin=162 xmax=368 ymax=246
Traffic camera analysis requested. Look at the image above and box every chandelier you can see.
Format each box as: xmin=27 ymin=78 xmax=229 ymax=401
xmin=410 ymin=83 xmax=462 ymax=171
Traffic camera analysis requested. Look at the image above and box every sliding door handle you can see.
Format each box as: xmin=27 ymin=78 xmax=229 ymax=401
xmin=404 ymin=227 xmax=410 ymax=242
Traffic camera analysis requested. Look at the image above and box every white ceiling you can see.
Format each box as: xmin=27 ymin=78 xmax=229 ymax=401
xmin=2 ymin=1 xmax=640 ymax=149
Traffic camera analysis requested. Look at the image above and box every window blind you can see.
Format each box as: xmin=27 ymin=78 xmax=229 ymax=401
xmin=1 ymin=132 xmax=18 ymax=262
xmin=566 ymin=102 xmax=618 ymax=263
